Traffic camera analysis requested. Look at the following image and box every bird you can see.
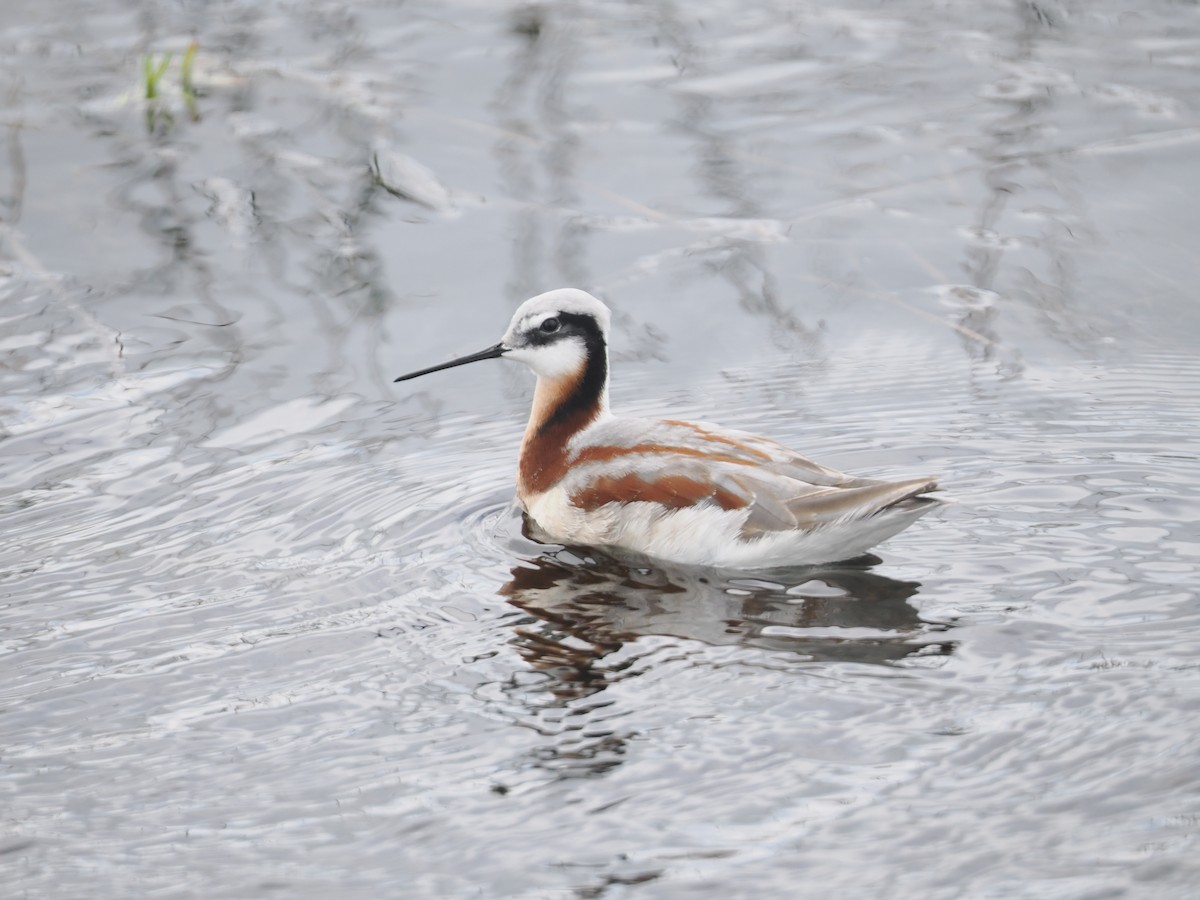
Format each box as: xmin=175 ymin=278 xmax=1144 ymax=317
xmin=394 ymin=288 xmax=943 ymax=569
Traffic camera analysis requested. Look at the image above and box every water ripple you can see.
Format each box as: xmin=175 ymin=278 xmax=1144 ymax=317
xmin=4 ymin=1 xmax=1200 ymax=896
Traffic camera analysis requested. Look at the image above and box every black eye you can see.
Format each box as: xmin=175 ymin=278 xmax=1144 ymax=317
xmin=539 ymin=317 xmax=561 ymax=334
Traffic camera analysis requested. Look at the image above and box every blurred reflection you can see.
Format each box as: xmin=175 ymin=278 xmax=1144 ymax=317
xmin=494 ymin=3 xmax=588 ymax=304
xmin=653 ymin=3 xmax=824 ymax=357
xmin=964 ymin=1 xmax=1084 ymax=367
xmin=494 ymin=544 xmax=953 ymax=779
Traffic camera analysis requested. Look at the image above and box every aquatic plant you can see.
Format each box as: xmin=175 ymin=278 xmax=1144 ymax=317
xmin=142 ymin=52 xmax=173 ymax=101
xmin=181 ymin=42 xmax=197 ymax=95
xmin=181 ymin=42 xmax=199 ymax=121
xmin=142 ymin=42 xmax=201 ymax=132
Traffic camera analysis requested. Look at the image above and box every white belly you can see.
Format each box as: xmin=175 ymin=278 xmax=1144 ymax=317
xmin=521 ymin=488 xmax=935 ymax=569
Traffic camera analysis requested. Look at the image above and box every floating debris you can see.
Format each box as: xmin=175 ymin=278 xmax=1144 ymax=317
xmin=370 ymin=138 xmax=455 ymax=215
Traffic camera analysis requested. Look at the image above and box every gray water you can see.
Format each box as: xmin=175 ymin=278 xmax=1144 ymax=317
xmin=3 ymin=1 xmax=1200 ymax=897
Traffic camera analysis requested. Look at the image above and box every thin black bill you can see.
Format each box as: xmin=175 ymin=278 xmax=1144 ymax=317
xmin=393 ymin=343 xmax=506 ymax=383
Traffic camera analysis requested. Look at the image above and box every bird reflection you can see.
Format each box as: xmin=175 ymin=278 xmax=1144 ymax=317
xmin=502 ymin=548 xmax=951 ymax=673
xmin=493 ymin=542 xmax=953 ymax=781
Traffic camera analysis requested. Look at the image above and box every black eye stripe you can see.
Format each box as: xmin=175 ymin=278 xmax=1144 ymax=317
xmin=525 ymin=310 xmax=602 ymax=347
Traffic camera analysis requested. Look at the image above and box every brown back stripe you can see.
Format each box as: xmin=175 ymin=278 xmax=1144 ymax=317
xmin=571 ymin=472 xmax=748 ymax=513
xmin=572 ymin=442 xmax=759 ymax=469
xmin=661 ymin=420 xmax=773 ymax=461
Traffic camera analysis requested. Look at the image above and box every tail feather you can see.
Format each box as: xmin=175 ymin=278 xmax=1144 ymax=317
xmin=785 ymin=477 xmax=940 ymax=528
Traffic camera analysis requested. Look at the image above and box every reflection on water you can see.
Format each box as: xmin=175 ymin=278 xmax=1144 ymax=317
xmin=503 ymin=548 xmax=951 ymax=668
xmin=493 ymin=546 xmax=952 ymax=779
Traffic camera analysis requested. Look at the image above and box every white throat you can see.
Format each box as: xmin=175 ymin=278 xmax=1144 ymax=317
xmin=505 ymin=337 xmax=587 ymax=380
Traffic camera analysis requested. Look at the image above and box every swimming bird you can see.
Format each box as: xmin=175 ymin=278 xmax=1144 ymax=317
xmin=394 ymin=289 xmax=943 ymax=568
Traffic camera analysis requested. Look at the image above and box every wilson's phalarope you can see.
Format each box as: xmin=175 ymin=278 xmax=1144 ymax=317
xmin=395 ymin=289 xmax=943 ymax=568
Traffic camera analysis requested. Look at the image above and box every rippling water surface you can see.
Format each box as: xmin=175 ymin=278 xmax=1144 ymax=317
xmin=3 ymin=1 xmax=1199 ymax=897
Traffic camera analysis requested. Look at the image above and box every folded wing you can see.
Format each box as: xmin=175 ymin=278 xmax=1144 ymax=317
xmin=564 ymin=417 xmax=940 ymax=536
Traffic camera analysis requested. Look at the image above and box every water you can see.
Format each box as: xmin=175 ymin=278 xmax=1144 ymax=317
xmin=3 ymin=0 xmax=1200 ymax=896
